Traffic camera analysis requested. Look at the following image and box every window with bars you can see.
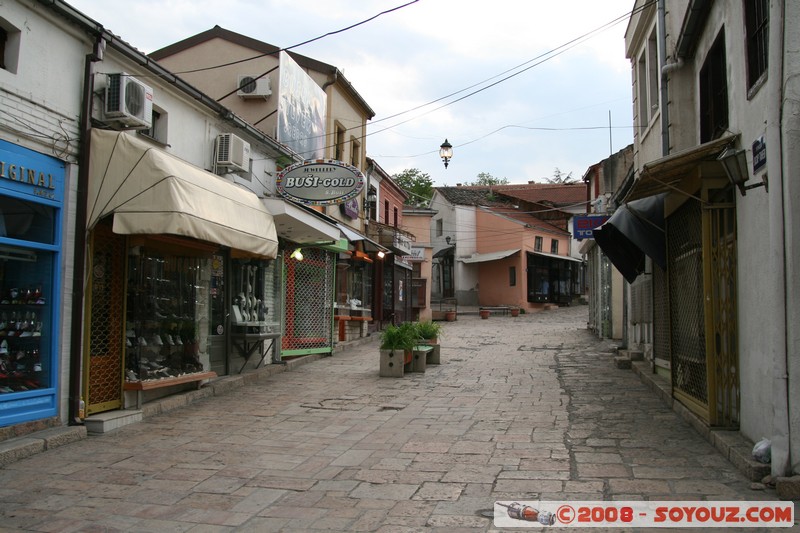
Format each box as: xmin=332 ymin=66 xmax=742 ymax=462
xmin=534 ymin=236 xmax=543 ymax=252
xmin=745 ymin=0 xmax=769 ymax=90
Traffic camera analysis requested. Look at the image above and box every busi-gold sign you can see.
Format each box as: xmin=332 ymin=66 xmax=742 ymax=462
xmin=277 ymin=159 xmax=364 ymax=206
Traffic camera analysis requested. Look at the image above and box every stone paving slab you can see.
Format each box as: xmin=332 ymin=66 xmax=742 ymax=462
xmin=0 ymin=306 xmax=795 ymax=531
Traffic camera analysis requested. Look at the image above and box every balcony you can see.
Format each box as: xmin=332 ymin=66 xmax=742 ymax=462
xmin=366 ymin=220 xmax=415 ymax=255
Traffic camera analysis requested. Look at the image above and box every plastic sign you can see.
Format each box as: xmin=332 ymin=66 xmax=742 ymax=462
xmin=573 ymin=215 xmax=610 ymax=240
xmin=277 ymin=159 xmax=364 ymax=206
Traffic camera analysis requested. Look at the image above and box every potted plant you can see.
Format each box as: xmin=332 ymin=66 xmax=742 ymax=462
xmin=510 ymin=307 xmax=520 ymax=317
xmin=379 ymin=322 xmax=420 ymax=377
xmin=479 ymin=308 xmax=491 ymax=319
xmin=415 ymin=320 xmax=443 ymax=345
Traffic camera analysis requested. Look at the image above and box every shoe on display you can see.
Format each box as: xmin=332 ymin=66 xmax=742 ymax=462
xmin=0 ymin=340 xmax=7 ymax=355
xmin=138 ymin=337 xmax=147 ymax=347
xmin=151 ymin=335 xmax=163 ymax=347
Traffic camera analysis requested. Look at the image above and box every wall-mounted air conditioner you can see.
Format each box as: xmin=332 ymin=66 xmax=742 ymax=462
xmin=237 ymin=75 xmax=271 ymax=99
xmin=216 ymin=133 xmax=251 ymax=173
xmin=104 ymin=73 xmax=153 ymax=129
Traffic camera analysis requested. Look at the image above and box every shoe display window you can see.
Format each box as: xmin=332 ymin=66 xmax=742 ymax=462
xmin=0 ymin=245 xmax=54 ymax=395
xmin=125 ymin=243 xmax=212 ymax=382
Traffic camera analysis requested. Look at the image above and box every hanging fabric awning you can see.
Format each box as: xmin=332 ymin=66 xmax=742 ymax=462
xmin=87 ymin=129 xmax=278 ymax=259
xmin=459 ymin=249 xmax=520 ymax=264
xmin=593 ymin=193 xmax=667 ymax=283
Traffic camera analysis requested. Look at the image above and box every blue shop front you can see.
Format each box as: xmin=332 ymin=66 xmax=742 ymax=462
xmin=0 ymin=139 xmax=64 ymax=427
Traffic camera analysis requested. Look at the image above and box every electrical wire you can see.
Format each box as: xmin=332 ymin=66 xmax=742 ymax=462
xmin=212 ymin=1 xmax=420 ymax=102
xmin=286 ymin=0 xmax=657 ymax=159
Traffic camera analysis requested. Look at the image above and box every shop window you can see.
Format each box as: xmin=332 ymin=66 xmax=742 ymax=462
xmin=0 ymin=195 xmax=56 ymax=245
xmin=700 ymin=30 xmax=728 ymax=142
xmin=550 ymin=239 xmax=558 ymax=254
xmin=125 ymin=244 xmax=214 ymax=382
xmin=534 ymin=236 xmax=543 ymax=252
xmin=0 ymin=245 xmax=53 ymax=394
xmin=745 ymin=0 xmax=769 ymax=90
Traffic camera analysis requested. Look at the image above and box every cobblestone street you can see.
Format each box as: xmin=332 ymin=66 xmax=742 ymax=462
xmin=0 ymin=305 xmax=791 ymax=532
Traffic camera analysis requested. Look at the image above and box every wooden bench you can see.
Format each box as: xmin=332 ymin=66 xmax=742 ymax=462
xmin=124 ymin=370 xmax=217 ymax=409
xmin=479 ymin=306 xmax=511 ymax=316
xmin=334 ymin=315 xmax=373 ymax=341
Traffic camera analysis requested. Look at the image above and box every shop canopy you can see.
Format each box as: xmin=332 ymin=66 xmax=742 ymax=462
xmin=593 ymin=193 xmax=667 ymax=283
xmin=459 ymin=249 xmax=520 ymax=264
xmin=87 ymin=129 xmax=278 ymax=259
xmin=337 ymin=223 xmax=388 ymax=254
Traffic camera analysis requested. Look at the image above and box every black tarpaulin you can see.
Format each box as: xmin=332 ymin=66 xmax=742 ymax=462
xmin=593 ymin=193 xmax=666 ymax=283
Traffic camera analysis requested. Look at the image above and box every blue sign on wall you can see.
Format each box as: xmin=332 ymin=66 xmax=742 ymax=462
xmin=573 ymin=215 xmax=610 ymax=240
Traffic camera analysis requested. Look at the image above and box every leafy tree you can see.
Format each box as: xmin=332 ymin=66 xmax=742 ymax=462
xmin=544 ymin=168 xmax=578 ymax=184
xmin=466 ymin=172 xmax=509 ymax=186
xmin=392 ymin=168 xmax=434 ymax=206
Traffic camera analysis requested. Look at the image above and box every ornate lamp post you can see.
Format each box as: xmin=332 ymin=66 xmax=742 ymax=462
xmin=439 ymin=139 xmax=453 ymax=169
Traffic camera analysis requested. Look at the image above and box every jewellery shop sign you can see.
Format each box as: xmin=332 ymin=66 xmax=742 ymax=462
xmin=277 ymin=160 xmax=364 ymax=206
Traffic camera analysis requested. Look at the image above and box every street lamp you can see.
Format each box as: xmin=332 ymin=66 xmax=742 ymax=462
xmin=717 ymin=145 xmax=767 ymax=196
xmin=439 ymin=139 xmax=453 ymax=169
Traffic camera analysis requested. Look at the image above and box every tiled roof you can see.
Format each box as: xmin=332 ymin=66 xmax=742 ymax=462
xmin=435 ymin=187 xmax=516 ymax=207
xmin=435 ymin=183 xmax=586 ymax=207
xmin=483 ymin=206 xmax=569 ymax=236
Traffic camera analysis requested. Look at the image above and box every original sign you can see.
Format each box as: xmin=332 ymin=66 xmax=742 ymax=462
xmin=573 ymin=215 xmax=610 ymax=240
xmin=277 ymin=159 xmax=364 ymax=206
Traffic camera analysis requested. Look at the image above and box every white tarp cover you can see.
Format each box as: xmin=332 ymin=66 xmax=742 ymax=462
xmin=459 ymin=249 xmax=520 ymax=264
xmin=87 ymin=129 xmax=278 ymax=258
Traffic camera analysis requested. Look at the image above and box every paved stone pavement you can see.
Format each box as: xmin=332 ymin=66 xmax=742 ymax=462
xmin=0 ymin=306 xmax=795 ymax=532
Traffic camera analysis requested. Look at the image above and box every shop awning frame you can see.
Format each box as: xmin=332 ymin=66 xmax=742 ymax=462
xmin=529 ymin=250 xmax=584 ymax=263
xmin=337 ymin=223 xmax=388 ymax=254
xmin=87 ymin=129 xmax=278 ymax=258
xmin=459 ymin=249 xmax=520 ymax=264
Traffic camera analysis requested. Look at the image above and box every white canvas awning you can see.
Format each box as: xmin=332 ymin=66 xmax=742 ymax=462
xmin=459 ymin=249 xmax=520 ymax=264
xmin=87 ymin=129 xmax=278 ymax=258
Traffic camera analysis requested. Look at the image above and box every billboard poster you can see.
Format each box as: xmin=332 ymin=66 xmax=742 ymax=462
xmin=277 ymin=51 xmax=327 ymax=160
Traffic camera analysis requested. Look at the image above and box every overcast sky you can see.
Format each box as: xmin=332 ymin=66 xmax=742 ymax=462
xmin=67 ymin=0 xmax=636 ymax=186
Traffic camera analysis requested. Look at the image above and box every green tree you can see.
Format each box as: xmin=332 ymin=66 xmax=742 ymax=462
xmin=392 ymin=168 xmax=434 ymax=206
xmin=545 ymin=168 xmax=578 ymax=184
xmin=466 ymin=172 xmax=509 ymax=186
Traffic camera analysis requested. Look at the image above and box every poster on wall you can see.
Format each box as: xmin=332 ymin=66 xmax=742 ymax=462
xmin=277 ymin=51 xmax=327 ymax=160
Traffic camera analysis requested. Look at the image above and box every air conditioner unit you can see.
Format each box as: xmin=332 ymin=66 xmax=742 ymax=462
xmin=105 ymin=73 xmax=153 ymax=129
xmin=237 ymin=75 xmax=271 ymax=99
xmin=216 ymin=133 xmax=251 ymax=173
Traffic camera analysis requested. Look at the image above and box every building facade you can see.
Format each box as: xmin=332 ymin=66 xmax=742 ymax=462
xmin=614 ymin=0 xmax=800 ymax=476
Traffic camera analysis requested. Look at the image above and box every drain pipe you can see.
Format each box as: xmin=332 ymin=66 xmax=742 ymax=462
xmin=68 ymin=36 xmax=104 ymax=425
xmin=770 ymin=0 xmax=792 ymax=477
xmin=657 ymin=0 xmax=681 ymax=157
